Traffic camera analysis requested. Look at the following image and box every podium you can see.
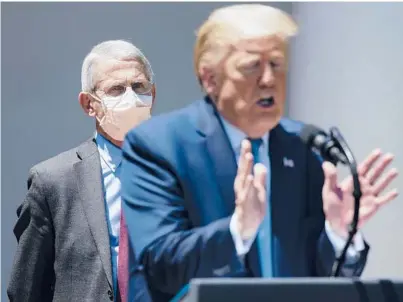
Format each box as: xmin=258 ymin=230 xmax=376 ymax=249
xmin=173 ymin=278 xmax=403 ymax=302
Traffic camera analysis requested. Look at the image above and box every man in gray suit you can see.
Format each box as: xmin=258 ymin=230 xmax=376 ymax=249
xmin=7 ymin=40 xmax=156 ymax=302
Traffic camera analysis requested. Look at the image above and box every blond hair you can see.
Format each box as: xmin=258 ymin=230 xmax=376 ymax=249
xmin=194 ymin=4 xmax=298 ymax=78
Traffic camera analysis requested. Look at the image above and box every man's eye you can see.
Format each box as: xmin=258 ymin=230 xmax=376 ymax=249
xmin=241 ymin=60 xmax=261 ymax=73
xmin=108 ymin=86 xmax=125 ymax=96
xmin=132 ymin=82 xmax=153 ymax=94
xmin=132 ymin=82 xmax=143 ymax=88
xmin=269 ymin=59 xmax=285 ymax=71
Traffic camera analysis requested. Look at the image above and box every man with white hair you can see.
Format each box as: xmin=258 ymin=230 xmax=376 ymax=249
xmin=121 ymin=4 xmax=398 ymax=301
xmin=8 ymin=40 xmax=155 ymax=302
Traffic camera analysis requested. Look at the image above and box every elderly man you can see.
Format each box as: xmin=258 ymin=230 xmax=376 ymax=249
xmin=8 ymin=40 xmax=155 ymax=302
xmin=121 ymin=4 xmax=398 ymax=302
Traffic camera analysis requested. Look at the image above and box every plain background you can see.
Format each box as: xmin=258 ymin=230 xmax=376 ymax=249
xmin=2 ymin=2 xmax=402 ymax=300
xmin=289 ymin=2 xmax=403 ymax=278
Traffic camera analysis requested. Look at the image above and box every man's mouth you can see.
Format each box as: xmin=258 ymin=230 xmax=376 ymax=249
xmin=256 ymin=97 xmax=275 ymax=108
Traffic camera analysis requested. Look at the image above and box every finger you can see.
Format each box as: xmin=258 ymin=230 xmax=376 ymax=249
xmin=238 ymin=140 xmax=251 ymax=176
xmin=237 ymin=174 xmax=254 ymax=205
xmin=322 ymin=161 xmax=338 ymax=192
xmin=358 ymin=149 xmax=382 ymax=176
xmin=239 ymin=153 xmax=253 ymax=190
xmin=240 ymin=139 xmax=251 ymax=157
xmin=241 ymin=140 xmax=253 ymax=179
xmin=340 ymin=174 xmax=353 ymax=192
xmin=375 ymin=189 xmax=399 ymax=207
xmin=245 ymin=152 xmax=254 ymax=176
xmin=343 ymin=149 xmax=382 ymax=191
xmin=235 ymin=141 xmax=253 ymax=191
xmin=348 ymin=201 xmax=379 ymax=229
xmin=343 ymin=175 xmax=375 ymax=194
xmin=353 ymin=188 xmax=397 ymax=225
xmin=367 ymin=153 xmax=394 ymax=184
xmin=357 ymin=206 xmax=377 ymax=228
xmin=254 ymin=163 xmax=267 ymax=204
xmin=254 ymin=163 xmax=267 ymax=188
xmin=373 ymin=168 xmax=399 ymax=196
xmin=358 ymin=203 xmax=377 ymax=218
xmin=357 ymin=190 xmax=398 ymax=228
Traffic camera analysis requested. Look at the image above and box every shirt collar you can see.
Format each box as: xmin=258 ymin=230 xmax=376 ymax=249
xmin=219 ymin=115 xmax=270 ymax=152
xmin=95 ymin=132 xmax=122 ymax=172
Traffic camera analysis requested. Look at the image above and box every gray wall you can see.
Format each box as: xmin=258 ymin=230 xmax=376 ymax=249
xmin=1 ymin=2 xmax=291 ymax=300
xmin=288 ymin=2 xmax=403 ymax=277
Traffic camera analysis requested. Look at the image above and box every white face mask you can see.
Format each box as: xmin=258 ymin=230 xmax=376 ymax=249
xmin=93 ymin=88 xmax=153 ymax=141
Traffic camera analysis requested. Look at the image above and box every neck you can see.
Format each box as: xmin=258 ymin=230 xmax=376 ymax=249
xmin=95 ymin=124 xmax=123 ymax=148
xmin=112 ymin=140 xmax=123 ymax=148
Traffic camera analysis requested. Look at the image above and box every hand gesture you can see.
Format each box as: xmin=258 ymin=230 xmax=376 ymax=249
xmin=322 ymin=149 xmax=398 ymax=238
xmin=233 ymin=139 xmax=267 ymax=240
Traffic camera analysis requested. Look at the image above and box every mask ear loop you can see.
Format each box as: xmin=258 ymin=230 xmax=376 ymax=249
xmin=89 ymin=93 xmax=112 ymax=126
xmin=93 ymin=87 xmax=133 ymax=125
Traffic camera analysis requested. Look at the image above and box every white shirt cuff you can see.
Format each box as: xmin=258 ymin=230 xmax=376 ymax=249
xmin=325 ymin=220 xmax=365 ymax=261
xmin=229 ymin=212 xmax=258 ymax=257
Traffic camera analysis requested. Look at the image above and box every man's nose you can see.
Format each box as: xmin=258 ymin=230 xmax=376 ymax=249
xmin=258 ymin=64 xmax=275 ymax=88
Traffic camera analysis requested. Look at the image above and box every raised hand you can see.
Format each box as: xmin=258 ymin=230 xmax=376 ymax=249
xmin=233 ymin=139 xmax=267 ymax=240
xmin=322 ymin=149 xmax=399 ymax=238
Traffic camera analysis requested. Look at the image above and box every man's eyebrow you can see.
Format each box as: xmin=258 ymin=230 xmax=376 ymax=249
xmin=98 ymin=75 xmax=149 ymax=89
xmin=102 ymin=79 xmax=126 ymax=88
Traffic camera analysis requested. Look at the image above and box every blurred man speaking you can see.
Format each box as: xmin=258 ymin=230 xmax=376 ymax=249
xmin=121 ymin=4 xmax=398 ymax=301
xmin=8 ymin=40 xmax=155 ymax=302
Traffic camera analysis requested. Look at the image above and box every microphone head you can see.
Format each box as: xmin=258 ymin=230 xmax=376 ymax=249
xmin=299 ymin=124 xmax=327 ymax=146
xmin=299 ymin=124 xmax=348 ymax=165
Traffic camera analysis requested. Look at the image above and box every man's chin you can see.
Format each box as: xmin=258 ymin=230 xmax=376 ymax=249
xmin=241 ymin=122 xmax=278 ymax=138
xmin=242 ymin=118 xmax=281 ymax=138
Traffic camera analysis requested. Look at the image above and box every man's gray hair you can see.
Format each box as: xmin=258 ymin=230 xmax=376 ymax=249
xmin=81 ymin=40 xmax=155 ymax=92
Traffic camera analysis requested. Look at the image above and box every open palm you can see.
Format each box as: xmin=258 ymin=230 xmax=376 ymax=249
xmin=322 ymin=149 xmax=398 ymax=238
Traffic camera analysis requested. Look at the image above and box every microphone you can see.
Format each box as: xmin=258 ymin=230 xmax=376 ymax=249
xmin=299 ymin=124 xmax=348 ymax=165
xmin=299 ymin=124 xmax=362 ymax=277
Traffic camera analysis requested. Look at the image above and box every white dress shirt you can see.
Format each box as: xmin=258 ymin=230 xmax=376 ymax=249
xmin=96 ymin=132 xmax=122 ymax=301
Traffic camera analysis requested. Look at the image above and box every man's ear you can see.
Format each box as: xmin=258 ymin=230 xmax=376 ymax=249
xmin=199 ymin=66 xmax=218 ymax=96
xmin=78 ymin=92 xmax=96 ymax=117
xmin=151 ymin=84 xmax=156 ymax=105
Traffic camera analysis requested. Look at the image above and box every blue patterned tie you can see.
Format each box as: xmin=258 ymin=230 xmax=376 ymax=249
xmin=249 ymin=138 xmax=273 ymax=278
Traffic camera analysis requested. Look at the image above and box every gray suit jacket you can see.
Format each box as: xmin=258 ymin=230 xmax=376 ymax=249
xmin=8 ymin=138 xmax=150 ymax=302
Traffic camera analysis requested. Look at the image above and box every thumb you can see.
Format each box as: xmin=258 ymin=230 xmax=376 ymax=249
xmin=322 ymin=161 xmax=338 ymax=192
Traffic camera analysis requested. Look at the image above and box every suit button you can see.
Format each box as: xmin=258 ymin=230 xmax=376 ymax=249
xmin=107 ymin=289 xmax=113 ymax=301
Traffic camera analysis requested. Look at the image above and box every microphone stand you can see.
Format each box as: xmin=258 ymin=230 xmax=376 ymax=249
xmin=328 ymin=127 xmax=362 ymax=277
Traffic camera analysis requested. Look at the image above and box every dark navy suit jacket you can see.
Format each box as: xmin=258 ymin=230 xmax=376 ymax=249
xmin=121 ymin=98 xmax=369 ymax=301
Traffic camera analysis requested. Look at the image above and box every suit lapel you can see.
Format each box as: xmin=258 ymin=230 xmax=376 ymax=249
xmin=74 ymin=139 xmax=113 ymax=287
xmin=198 ymin=98 xmax=238 ymax=216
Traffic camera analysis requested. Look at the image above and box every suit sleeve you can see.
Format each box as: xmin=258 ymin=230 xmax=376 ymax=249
xmin=8 ymin=169 xmax=55 ymax=302
xmin=305 ymin=151 xmax=369 ymax=277
xmin=121 ymin=130 xmax=244 ymax=296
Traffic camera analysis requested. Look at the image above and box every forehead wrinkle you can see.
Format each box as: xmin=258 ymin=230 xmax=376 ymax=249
xmin=105 ymin=59 xmax=142 ymax=73
xmin=96 ymin=63 xmax=147 ymax=90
